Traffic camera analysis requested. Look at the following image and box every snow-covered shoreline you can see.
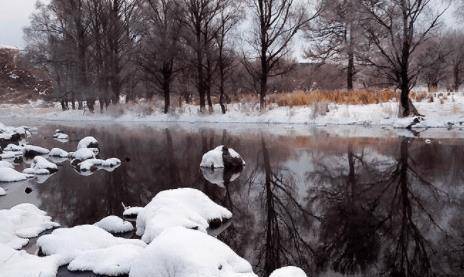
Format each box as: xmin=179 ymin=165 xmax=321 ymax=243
xmin=2 ymin=94 xmax=464 ymax=129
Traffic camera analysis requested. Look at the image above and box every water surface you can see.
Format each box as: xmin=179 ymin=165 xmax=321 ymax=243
xmin=1 ymin=122 xmax=464 ymax=277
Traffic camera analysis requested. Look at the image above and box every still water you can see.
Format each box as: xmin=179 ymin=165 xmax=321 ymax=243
xmin=1 ymin=122 xmax=464 ymax=277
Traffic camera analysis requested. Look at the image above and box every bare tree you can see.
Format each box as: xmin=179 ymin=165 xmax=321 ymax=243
xmin=306 ymin=0 xmax=364 ymax=90
xmin=138 ymin=0 xmax=184 ymax=113
xmin=245 ymin=0 xmax=318 ymax=110
xmin=359 ymin=0 xmax=448 ymax=117
xmin=417 ymin=36 xmax=449 ymax=92
xmin=444 ymin=30 xmax=464 ymax=92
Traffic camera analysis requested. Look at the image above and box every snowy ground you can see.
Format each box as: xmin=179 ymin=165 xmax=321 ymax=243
xmin=1 ymin=93 xmax=464 ymax=129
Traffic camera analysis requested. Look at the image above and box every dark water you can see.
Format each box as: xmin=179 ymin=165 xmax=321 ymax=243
xmin=1 ymin=123 xmax=464 ymax=277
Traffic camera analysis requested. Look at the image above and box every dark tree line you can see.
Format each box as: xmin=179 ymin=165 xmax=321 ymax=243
xmin=24 ymin=0 xmax=455 ymax=117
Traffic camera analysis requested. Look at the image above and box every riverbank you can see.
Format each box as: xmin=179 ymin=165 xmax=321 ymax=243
xmin=1 ymin=93 xmax=464 ymax=129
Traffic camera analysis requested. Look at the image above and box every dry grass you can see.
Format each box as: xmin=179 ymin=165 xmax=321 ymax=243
xmin=268 ymin=89 xmax=409 ymax=107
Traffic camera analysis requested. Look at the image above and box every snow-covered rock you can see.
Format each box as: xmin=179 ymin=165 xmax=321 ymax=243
xmin=200 ymin=145 xmax=245 ymax=169
xmin=0 ymin=187 xmax=6 ymax=196
xmin=49 ymin=147 xmax=69 ymax=158
xmin=37 ymin=225 xmax=146 ymax=276
xmin=53 ymin=130 xmax=69 ymax=140
xmin=0 ymin=203 xmax=59 ymax=249
xmin=136 ymin=188 xmax=232 ymax=243
xmin=0 ymin=160 xmax=13 ymax=168
xmin=129 ymin=227 xmax=257 ymax=277
xmin=71 ymin=148 xmax=96 ymax=162
xmin=0 ymin=151 xmax=16 ymax=160
xmin=77 ymin=136 xmax=99 ymax=149
xmin=269 ymin=266 xmax=307 ymax=277
xmin=95 ymin=216 xmax=134 ymax=233
xmin=23 ymin=156 xmax=58 ymax=175
xmin=102 ymin=158 xmax=122 ymax=167
xmin=123 ymin=206 xmax=143 ymax=220
xmin=77 ymin=158 xmax=103 ymax=172
xmin=22 ymin=145 xmax=49 ymax=157
xmin=3 ymin=144 xmax=23 ymax=152
xmin=0 ymin=243 xmax=60 ymax=277
xmin=0 ymin=167 xmax=31 ymax=182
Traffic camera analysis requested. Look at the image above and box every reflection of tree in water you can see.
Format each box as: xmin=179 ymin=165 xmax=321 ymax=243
xmin=252 ymin=137 xmax=318 ymax=276
xmin=311 ymin=137 xmax=464 ymax=277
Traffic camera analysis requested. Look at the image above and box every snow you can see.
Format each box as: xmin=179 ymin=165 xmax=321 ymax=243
xmin=123 ymin=207 xmax=143 ymax=219
xmin=94 ymin=216 xmax=134 ymax=233
xmin=200 ymin=145 xmax=245 ymax=168
xmin=0 ymin=187 xmax=6 ymax=196
xmin=0 ymin=152 xmax=16 ymax=159
xmin=201 ymin=168 xmax=241 ymax=187
xmin=77 ymin=136 xmax=98 ymax=149
xmin=53 ymin=130 xmax=69 ymax=140
xmin=4 ymin=93 xmax=464 ymax=129
xmin=0 ymin=161 xmax=13 ymax=168
xmin=269 ymin=267 xmax=307 ymax=277
xmin=77 ymin=158 xmax=103 ymax=172
xmin=49 ymin=147 xmax=69 ymax=158
xmin=0 ymin=203 xmax=59 ymax=249
xmin=136 ymin=188 xmax=232 ymax=243
xmin=102 ymin=158 xmax=122 ymax=167
xmin=3 ymin=144 xmax=23 ymax=152
xmin=37 ymin=225 xmax=146 ymax=275
xmin=0 ymin=243 xmax=60 ymax=277
xmin=0 ymin=167 xmax=31 ymax=182
xmin=23 ymin=156 xmax=58 ymax=175
xmin=22 ymin=145 xmax=49 ymax=156
xmin=71 ymin=148 xmax=96 ymax=161
xmin=129 ymin=227 xmax=257 ymax=277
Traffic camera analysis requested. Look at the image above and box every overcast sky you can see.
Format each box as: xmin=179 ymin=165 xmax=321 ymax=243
xmin=0 ymin=0 xmax=461 ymax=51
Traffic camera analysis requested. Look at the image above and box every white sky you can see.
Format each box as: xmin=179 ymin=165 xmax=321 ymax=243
xmin=0 ymin=0 xmax=461 ymax=51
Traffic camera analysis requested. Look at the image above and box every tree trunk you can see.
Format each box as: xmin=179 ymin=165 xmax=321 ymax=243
xmin=163 ymin=75 xmax=170 ymax=114
xmin=454 ymin=66 xmax=461 ymax=92
xmin=347 ymin=51 xmax=354 ymax=90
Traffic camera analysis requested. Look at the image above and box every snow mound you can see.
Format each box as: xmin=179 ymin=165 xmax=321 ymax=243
xmin=0 ymin=203 xmax=60 ymax=249
xmin=37 ymin=225 xmax=146 ymax=275
xmin=201 ymin=167 xmax=241 ymax=187
xmin=95 ymin=216 xmax=134 ymax=233
xmin=3 ymin=144 xmax=23 ymax=152
xmin=23 ymin=156 xmax=58 ymax=175
xmin=123 ymin=206 xmax=143 ymax=220
xmin=77 ymin=136 xmax=99 ymax=149
xmin=53 ymin=130 xmax=69 ymax=140
xmin=0 ymin=160 xmax=14 ymax=168
xmin=269 ymin=266 xmax=307 ymax=277
xmin=0 ymin=167 xmax=31 ymax=182
xmin=0 ymin=152 xmax=16 ymax=159
xmin=136 ymin=188 xmax=232 ymax=243
xmin=102 ymin=158 xmax=121 ymax=167
xmin=23 ymin=145 xmax=50 ymax=157
xmin=49 ymin=147 xmax=69 ymax=158
xmin=0 ymin=243 xmax=60 ymax=277
xmin=0 ymin=187 xmax=6 ymax=196
xmin=78 ymin=158 xmax=103 ymax=172
xmin=200 ymin=145 xmax=245 ymax=168
xmin=129 ymin=227 xmax=257 ymax=277
xmin=71 ymin=148 xmax=96 ymax=161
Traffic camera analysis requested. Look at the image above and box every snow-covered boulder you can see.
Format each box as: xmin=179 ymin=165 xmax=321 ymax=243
xmin=0 ymin=167 xmax=32 ymax=182
xmin=0 ymin=160 xmax=13 ymax=168
xmin=0 ymin=151 xmax=16 ymax=160
xmin=77 ymin=136 xmax=99 ymax=149
xmin=49 ymin=147 xmax=69 ymax=158
xmin=0 ymin=187 xmax=6 ymax=196
xmin=23 ymin=145 xmax=49 ymax=158
xmin=95 ymin=215 xmax=134 ymax=234
xmin=0 ymin=244 xmax=60 ymax=277
xmin=200 ymin=145 xmax=245 ymax=169
xmin=102 ymin=158 xmax=121 ymax=167
xmin=269 ymin=266 xmax=307 ymax=277
xmin=0 ymin=203 xmax=60 ymax=249
xmin=53 ymin=130 xmax=69 ymax=140
xmin=3 ymin=144 xmax=23 ymax=152
xmin=37 ymin=225 xmax=146 ymax=276
xmin=23 ymin=156 xmax=58 ymax=175
xmin=136 ymin=188 xmax=232 ymax=243
xmin=129 ymin=227 xmax=257 ymax=277
xmin=77 ymin=158 xmax=103 ymax=172
xmin=71 ymin=148 xmax=96 ymax=163
xmin=123 ymin=206 xmax=143 ymax=220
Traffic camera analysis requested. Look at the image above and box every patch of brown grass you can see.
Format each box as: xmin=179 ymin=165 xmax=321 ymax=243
xmin=265 ymin=89 xmax=429 ymax=107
